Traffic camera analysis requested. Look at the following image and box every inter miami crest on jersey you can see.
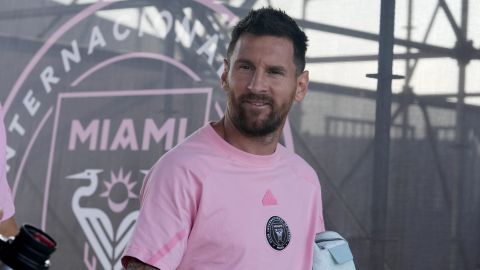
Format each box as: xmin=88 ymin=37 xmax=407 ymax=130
xmin=266 ymin=216 xmax=291 ymax=250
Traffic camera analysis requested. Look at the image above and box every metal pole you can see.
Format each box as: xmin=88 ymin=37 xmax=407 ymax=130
xmin=404 ymin=0 xmax=413 ymax=86
xmin=450 ymin=48 xmax=466 ymax=270
xmin=450 ymin=1 xmax=469 ymax=269
xmin=393 ymin=1 xmax=414 ymax=268
xmin=402 ymin=0 xmax=413 ymax=139
xmin=371 ymin=0 xmax=396 ymax=269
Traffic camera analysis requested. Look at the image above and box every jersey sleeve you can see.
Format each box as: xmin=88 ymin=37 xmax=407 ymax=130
xmin=315 ymin=184 xmax=325 ymax=233
xmin=310 ymin=167 xmax=325 ymax=233
xmin=121 ymin=154 xmax=201 ymax=270
xmin=0 ymin=111 xmax=15 ymax=222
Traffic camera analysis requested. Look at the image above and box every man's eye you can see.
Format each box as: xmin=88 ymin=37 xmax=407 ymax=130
xmin=239 ymin=65 xmax=251 ymax=70
xmin=269 ymin=70 xmax=284 ymax=75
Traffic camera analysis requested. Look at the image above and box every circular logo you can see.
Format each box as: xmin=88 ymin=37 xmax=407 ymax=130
xmin=266 ymin=216 xmax=291 ymax=251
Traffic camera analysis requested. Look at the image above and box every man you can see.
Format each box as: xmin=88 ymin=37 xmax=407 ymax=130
xmin=0 ymin=110 xmax=18 ymax=237
xmin=122 ymin=7 xmax=324 ymax=269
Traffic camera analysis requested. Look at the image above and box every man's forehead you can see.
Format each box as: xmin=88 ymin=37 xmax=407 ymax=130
xmin=234 ymin=34 xmax=293 ymax=50
xmin=231 ymin=34 xmax=295 ymax=65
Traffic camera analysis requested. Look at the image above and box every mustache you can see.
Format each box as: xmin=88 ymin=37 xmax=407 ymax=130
xmin=239 ymin=93 xmax=273 ymax=105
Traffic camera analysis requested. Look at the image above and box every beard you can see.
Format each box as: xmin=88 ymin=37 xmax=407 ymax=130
xmin=226 ymin=91 xmax=293 ymax=137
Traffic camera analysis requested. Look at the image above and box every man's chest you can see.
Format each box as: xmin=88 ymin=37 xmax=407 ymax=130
xmin=184 ymin=168 xmax=315 ymax=259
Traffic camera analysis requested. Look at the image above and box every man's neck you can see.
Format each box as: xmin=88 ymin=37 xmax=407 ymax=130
xmin=212 ymin=117 xmax=282 ymax=155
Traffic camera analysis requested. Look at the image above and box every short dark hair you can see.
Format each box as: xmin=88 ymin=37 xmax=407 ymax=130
xmin=227 ymin=7 xmax=308 ymax=74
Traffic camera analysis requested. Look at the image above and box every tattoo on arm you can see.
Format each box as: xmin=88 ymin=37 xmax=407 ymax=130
xmin=126 ymin=258 xmax=160 ymax=270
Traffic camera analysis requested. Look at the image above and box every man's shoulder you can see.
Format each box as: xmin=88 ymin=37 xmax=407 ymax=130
xmin=140 ymin=129 xmax=213 ymax=200
xmin=279 ymin=146 xmax=319 ymax=187
xmin=150 ymin=125 xmax=222 ymax=176
xmin=161 ymin=126 xmax=217 ymax=163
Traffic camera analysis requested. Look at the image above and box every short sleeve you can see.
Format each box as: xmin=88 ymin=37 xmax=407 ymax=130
xmin=121 ymin=154 xmax=201 ymax=269
xmin=0 ymin=110 xmax=15 ymax=222
xmin=303 ymin=164 xmax=325 ymax=234
xmin=316 ymin=184 xmax=325 ymax=233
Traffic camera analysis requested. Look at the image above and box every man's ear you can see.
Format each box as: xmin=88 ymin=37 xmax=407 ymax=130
xmin=221 ymin=59 xmax=229 ymax=90
xmin=295 ymin=70 xmax=309 ymax=101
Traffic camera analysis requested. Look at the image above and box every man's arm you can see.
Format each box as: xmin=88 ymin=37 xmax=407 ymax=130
xmin=0 ymin=209 xmax=18 ymax=237
xmin=125 ymin=257 xmax=160 ymax=270
xmin=0 ymin=216 xmax=18 ymax=237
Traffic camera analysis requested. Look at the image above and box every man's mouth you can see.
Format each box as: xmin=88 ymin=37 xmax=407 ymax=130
xmin=242 ymin=97 xmax=273 ymax=107
xmin=247 ymin=100 xmax=270 ymax=106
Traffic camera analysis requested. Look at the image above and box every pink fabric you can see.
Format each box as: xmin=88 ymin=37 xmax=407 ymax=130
xmin=0 ymin=109 xmax=15 ymax=222
xmin=122 ymin=123 xmax=325 ymax=269
xmin=147 ymin=229 xmax=188 ymax=265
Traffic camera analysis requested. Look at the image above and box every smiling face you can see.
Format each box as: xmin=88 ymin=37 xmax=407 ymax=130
xmin=221 ymin=34 xmax=309 ymax=137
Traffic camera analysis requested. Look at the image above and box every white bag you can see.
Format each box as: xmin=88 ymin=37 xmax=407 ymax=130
xmin=312 ymin=231 xmax=356 ymax=270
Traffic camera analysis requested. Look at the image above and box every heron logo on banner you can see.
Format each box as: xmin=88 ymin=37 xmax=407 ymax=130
xmin=67 ymin=169 xmax=139 ymax=270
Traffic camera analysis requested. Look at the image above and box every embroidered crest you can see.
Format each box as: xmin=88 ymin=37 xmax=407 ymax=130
xmin=266 ymin=216 xmax=291 ymax=250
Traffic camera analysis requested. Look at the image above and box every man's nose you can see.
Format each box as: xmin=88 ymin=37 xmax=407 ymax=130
xmin=247 ymin=71 xmax=268 ymax=93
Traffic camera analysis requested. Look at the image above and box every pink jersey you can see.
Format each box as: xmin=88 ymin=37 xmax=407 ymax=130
xmin=0 ymin=110 xmax=15 ymax=222
xmin=122 ymin=123 xmax=324 ymax=269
